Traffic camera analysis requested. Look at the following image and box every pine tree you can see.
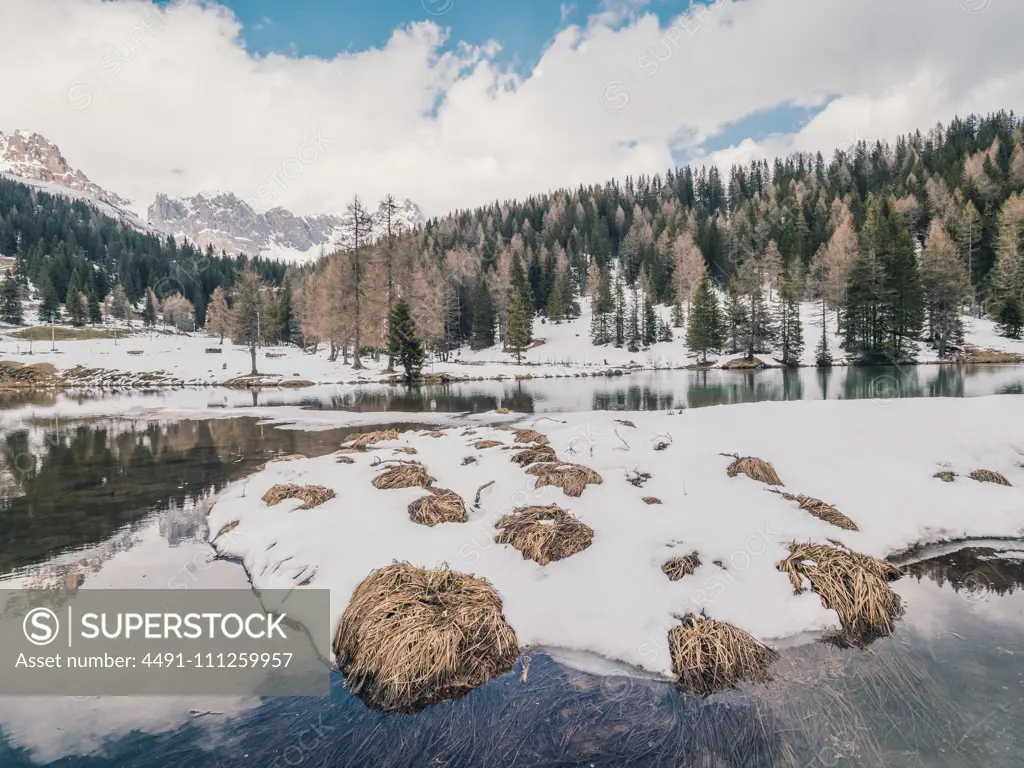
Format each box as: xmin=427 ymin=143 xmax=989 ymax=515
xmin=37 ymin=277 xmax=60 ymax=324
xmin=997 ymin=295 xmax=1023 ymax=339
xmin=776 ymin=278 xmax=804 ymax=366
xmin=670 ymin=299 xmax=684 ymax=328
xmin=0 ymin=273 xmax=23 ymax=325
xmin=725 ymin=277 xmax=746 ymax=354
xmin=506 ymin=288 xmax=533 ymax=363
xmin=658 ymin=316 xmax=673 ymax=342
xmin=642 ymin=297 xmax=658 ymax=346
xmin=86 ymin=285 xmax=102 ymax=324
xmin=626 ymin=285 xmax=641 ymax=352
xmin=687 ymin=273 xmax=725 ymax=365
xmin=386 ymin=298 xmax=425 ymax=383
xmin=589 ymin=266 xmax=614 ymax=345
xmin=546 ymin=279 xmax=565 ymax=323
xmin=276 ymin=283 xmax=293 ymax=344
xmin=143 ymin=288 xmax=158 ymax=328
xmin=470 ymin=274 xmax=496 ymax=350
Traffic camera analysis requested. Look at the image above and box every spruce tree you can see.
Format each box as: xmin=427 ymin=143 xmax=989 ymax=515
xmin=546 ymin=279 xmax=565 ymax=323
xmin=470 ymin=274 xmax=496 ymax=350
xmin=0 ymin=273 xmax=23 ymax=325
xmin=687 ymin=274 xmax=725 ymax=365
xmin=776 ymin=279 xmax=804 ymax=366
xmin=627 ymin=285 xmax=641 ymax=352
xmin=86 ymin=285 xmax=102 ymax=324
xmin=997 ymin=295 xmax=1023 ymax=339
xmin=670 ymin=299 xmax=684 ymax=328
xmin=506 ymin=288 xmax=533 ymax=363
xmin=276 ymin=284 xmax=293 ymax=344
xmin=561 ymin=264 xmax=580 ymax=319
xmin=725 ymin=277 xmax=747 ymax=354
xmin=658 ymin=317 xmax=673 ymax=343
xmin=589 ymin=266 xmax=614 ymax=345
xmin=65 ymin=272 xmax=87 ymax=327
xmin=386 ymin=298 xmax=425 ymax=382
xmin=643 ymin=297 xmax=658 ymax=346
xmin=38 ymin=277 xmax=60 ymax=324
xmin=143 ymin=288 xmax=158 ymax=328
xmin=613 ymin=270 xmax=626 ymax=348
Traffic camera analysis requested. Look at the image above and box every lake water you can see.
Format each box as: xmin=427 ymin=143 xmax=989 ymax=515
xmin=0 ymin=367 xmax=1022 ymax=766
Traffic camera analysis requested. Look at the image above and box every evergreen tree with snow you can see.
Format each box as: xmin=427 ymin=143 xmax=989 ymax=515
xmin=687 ymin=274 xmax=725 ymax=365
xmin=589 ymin=266 xmax=614 ymax=345
xmin=658 ymin=317 xmax=673 ymax=343
xmin=643 ymin=297 xmax=658 ymax=347
xmin=386 ymin=298 xmax=425 ymax=383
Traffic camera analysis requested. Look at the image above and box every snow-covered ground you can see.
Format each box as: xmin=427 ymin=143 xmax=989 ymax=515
xmin=207 ymin=397 xmax=1024 ymax=679
xmin=1 ymin=300 xmax=1022 ymax=387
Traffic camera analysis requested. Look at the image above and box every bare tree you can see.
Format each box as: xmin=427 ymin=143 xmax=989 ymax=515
xmin=341 ymin=195 xmax=374 ymax=369
xmin=378 ymin=194 xmax=400 ymax=371
xmin=205 ymin=286 xmax=230 ymax=343
xmin=230 ymin=264 xmax=265 ymax=376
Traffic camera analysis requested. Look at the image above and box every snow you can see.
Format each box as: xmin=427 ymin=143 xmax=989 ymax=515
xmin=206 ymin=396 xmax=1024 ymax=679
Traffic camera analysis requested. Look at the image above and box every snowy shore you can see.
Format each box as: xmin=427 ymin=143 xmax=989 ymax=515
xmin=207 ymin=397 xmax=1024 ymax=678
xmin=0 ymin=304 xmax=1022 ymax=390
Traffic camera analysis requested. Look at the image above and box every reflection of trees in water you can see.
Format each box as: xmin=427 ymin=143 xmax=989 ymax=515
xmin=904 ymin=547 xmax=1024 ymax=598
xmin=0 ymin=418 xmax=349 ymax=574
xmin=593 ymin=386 xmax=675 ymax=412
xmin=685 ymin=371 xmax=782 ymax=409
xmin=297 ymin=384 xmax=536 ymax=415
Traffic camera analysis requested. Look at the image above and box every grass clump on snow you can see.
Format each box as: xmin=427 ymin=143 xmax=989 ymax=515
xmin=933 ymin=471 xmax=956 ymax=482
xmin=261 ymin=484 xmax=335 ymax=510
xmin=969 ymin=469 xmax=1011 ymax=486
xmin=525 ymin=462 xmax=603 ymax=497
xmin=511 ymin=444 xmax=557 ymax=467
xmin=668 ymin=614 xmax=779 ymax=695
xmin=642 ymin=496 xmax=662 ymax=505
xmin=421 ymin=430 xmax=445 ymax=438
xmin=768 ymin=490 xmax=859 ymax=531
xmin=473 ymin=440 xmax=503 ymax=450
xmin=254 ymin=454 xmax=306 ymax=471
xmin=495 ymin=504 xmax=594 ymax=565
xmin=779 ymin=542 xmax=903 ymax=645
xmin=333 ymin=562 xmax=519 ymax=713
xmin=514 ymin=429 xmax=549 ymax=446
xmin=408 ymin=488 xmax=468 ymax=526
xmin=721 ymin=453 xmax=784 ymax=486
xmin=663 ymin=552 xmax=702 ymax=581
xmin=215 ymin=520 xmax=239 ymax=538
xmin=371 ymin=460 xmax=434 ymax=490
xmin=344 ymin=429 xmax=400 ymax=449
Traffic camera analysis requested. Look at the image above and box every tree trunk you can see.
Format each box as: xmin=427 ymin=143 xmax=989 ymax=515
xmin=249 ymin=343 xmax=257 ymax=375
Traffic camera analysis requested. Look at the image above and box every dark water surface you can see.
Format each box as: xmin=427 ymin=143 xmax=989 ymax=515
xmin=0 ymin=387 xmax=1021 ymax=766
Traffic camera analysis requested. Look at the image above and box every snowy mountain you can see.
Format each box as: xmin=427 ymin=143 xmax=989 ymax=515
xmin=0 ymin=129 xmax=149 ymax=229
xmin=147 ymin=192 xmax=425 ymax=263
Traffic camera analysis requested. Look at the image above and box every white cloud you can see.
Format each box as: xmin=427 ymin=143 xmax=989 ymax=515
xmin=0 ymin=0 xmax=1021 ymax=219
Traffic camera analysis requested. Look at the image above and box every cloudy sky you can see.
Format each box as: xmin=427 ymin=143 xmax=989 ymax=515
xmin=0 ymin=0 xmax=1020 ymax=219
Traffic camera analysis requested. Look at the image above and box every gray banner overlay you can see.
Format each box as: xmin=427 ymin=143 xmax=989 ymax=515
xmin=0 ymin=589 xmax=330 ymax=696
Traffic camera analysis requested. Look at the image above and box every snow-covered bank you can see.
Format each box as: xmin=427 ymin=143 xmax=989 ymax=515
xmin=2 ymin=303 xmax=1022 ymax=390
xmin=207 ymin=397 xmax=1024 ymax=679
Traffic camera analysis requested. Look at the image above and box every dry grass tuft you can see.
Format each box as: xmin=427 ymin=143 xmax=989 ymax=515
xmin=492 ymin=424 xmax=513 ymax=431
xmin=668 ymin=614 xmax=778 ymax=695
xmin=345 ymin=429 xmax=400 ymax=449
xmin=510 ymin=444 xmax=557 ymax=467
xmin=334 ymin=562 xmax=518 ymax=713
xmin=422 ymin=430 xmax=445 ymax=438
xmin=721 ymin=453 xmax=784 ymax=486
xmin=779 ymin=542 xmax=902 ymax=645
xmin=261 ymin=484 xmax=336 ymax=510
xmin=495 ymin=504 xmax=594 ymax=565
xmin=768 ymin=490 xmax=858 ymax=531
xmin=372 ymin=461 xmax=434 ymax=490
xmin=615 ymin=419 xmax=636 ymax=428
xmin=527 ymin=461 xmax=603 ymax=497
xmin=969 ymin=469 xmax=1011 ymax=486
xmin=642 ymin=496 xmax=662 ymax=505
xmin=662 ymin=552 xmax=702 ymax=581
xmin=394 ymin=447 xmax=418 ymax=456
xmin=933 ymin=471 xmax=955 ymax=483
xmin=493 ymin=407 xmax=511 ymax=414
xmin=215 ymin=520 xmax=239 ymax=538
xmin=514 ymin=429 xmax=550 ymax=446
xmin=408 ymin=488 xmax=468 ymax=526
xmin=336 ymin=455 xmax=355 ymax=464
xmin=254 ymin=453 xmax=307 ymax=471
xmin=473 ymin=440 xmax=503 ymax=450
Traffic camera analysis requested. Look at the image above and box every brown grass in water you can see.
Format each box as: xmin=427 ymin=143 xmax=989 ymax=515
xmin=933 ymin=471 xmax=955 ymax=482
xmin=768 ymin=489 xmax=858 ymax=531
xmin=779 ymin=542 xmax=902 ymax=645
xmin=663 ymin=552 xmax=702 ymax=581
xmin=254 ymin=453 xmax=306 ymax=471
xmin=334 ymin=562 xmax=518 ymax=713
xmin=721 ymin=453 xmax=784 ymax=486
xmin=495 ymin=504 xmax=594 ymax=565
xmin=514 ymin=429 xmax=550 ymax=446
xmin=261 ymin=484 xmax=336 ymax=510
xmin=372 ymin=461 xmax=434 ymax=490
xmin=345 ymin=429 xmax=400 ymax=449
xmin=473 ymin=440 xmax=503 ymax=450
xmin=526 ymin=461 xmax=603 ymax=497
xmin=969 ymin=469 xmax=1011 ymax=486
xmin=510 ymin=444 xmax=557 ymax=467
xmin=408 ymin=488 xmax=468 ymax=526
xmin=668 ymin=613 xmax=779 ymax=695
xmin=642 ymin=496 xmax=662 ymax=505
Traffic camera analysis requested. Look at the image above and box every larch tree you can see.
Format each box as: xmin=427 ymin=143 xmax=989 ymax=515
xmin=920 ymin=218 xmax=970 ymax=357
xmin=143 ymin=287 xmax=158 ymax=328
xmin=230 ymin=264 xmax=265 ymax=376
xmin=162 ymin=294 xmax=196 ymax=332
xmin=823 ymin=205 xmax=858 ymax=334
xmin=341 ymin=195 xmax=374 ymax=369
xmin=110 ymin=283 xmax=132 ymax=324
xmin=672 ymin=230 xmax=704 ymax=316
xmin=206 ymin=286 xmax=231 ymax=343
xmin=955 ymin=201 xmax=982 ymax=313
xmin=991 ymin=192 xmax=1024 ymax=338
